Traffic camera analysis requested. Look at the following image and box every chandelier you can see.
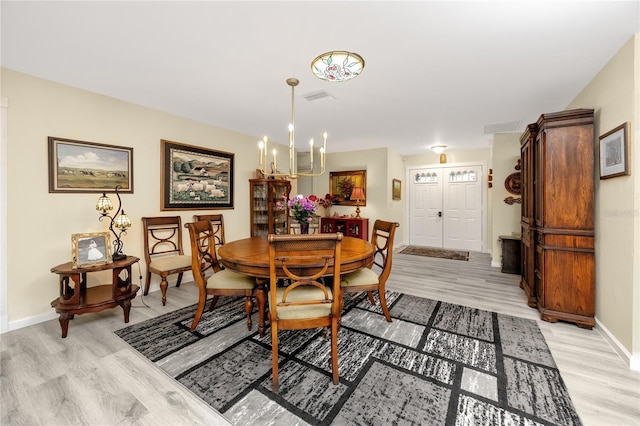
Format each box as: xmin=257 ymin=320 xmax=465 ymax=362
xmin=258 ymin=78 xmax=326 ymax=179
xmin=311 ymin=51 xmax=365 ymax=82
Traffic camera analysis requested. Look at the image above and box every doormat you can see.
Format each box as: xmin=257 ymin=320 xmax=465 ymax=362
xmin=400 ymin=246 xmax=469 ymax=261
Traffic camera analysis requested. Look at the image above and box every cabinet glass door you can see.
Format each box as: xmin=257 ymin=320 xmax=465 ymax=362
xmin=271 ymin=182 xmax=289 ymax=235
xmin=252 ymin=182 xmax=269 ymax=237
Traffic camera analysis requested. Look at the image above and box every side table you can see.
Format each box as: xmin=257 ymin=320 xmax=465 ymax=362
xmin=499 ymin=235 xmax=521 ymax=275
xmin=50 ymin=255 xmax=140 ymax=338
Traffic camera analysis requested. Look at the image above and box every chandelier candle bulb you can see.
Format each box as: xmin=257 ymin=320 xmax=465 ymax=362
xmin=309 ymin=139 xmax=314 ymax=165
xmin=272 ymin=149 xmax=277 ymax=170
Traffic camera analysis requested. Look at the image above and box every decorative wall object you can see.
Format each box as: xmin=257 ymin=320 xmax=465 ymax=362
xmin=392 ymin=179 xmax=402 ymax=200
xmin=161 ymin=140 xmax=234 ymax=210
xmin=329 ymin=170 xmax=366 ymax=206
xmin=71 ymin=232 xmax=112 ymax=268
xmin=48 ymin=137 xmax=133 ymax=193
xmin=599 ymin=122 xmax=630 ymax=179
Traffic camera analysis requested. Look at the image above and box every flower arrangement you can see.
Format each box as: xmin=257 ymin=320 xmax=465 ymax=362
xmin=318 ymin=193 xmax=335 ymax=209
xmin=277 ymin=194 xmax=317 ymax=223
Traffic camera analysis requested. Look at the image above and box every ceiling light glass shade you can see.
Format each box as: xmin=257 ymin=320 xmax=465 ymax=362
xmin=115 ymin=211 xmax=132 ymax=230
xmin=431 ymin=145 xmax=447 ymax=154
xmin=96 ymin=193 xmax=114 ymax=214
xmin=311 ymin=51 xmax=364 ymax=82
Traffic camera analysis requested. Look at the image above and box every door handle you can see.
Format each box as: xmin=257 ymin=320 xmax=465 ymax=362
xmin=438 ymin=211 xmax=442 ymax=217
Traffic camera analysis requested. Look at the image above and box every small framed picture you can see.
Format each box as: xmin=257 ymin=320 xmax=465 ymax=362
xmin=392 ymin=179 xmax=402 ymax=200
xmin=599 ymin=123 xmax=630 ymax=179
xmin=71 ymin=232 xmax=112 ymax=268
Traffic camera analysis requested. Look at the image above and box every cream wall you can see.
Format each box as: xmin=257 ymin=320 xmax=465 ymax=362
xmin=490 ymin=133 xmax=522 ymax=266
xmin=309 ymin=147 xmax=394 ymax=240
xmin=566 ymin=34 xmax=639 ymax=364
xmin=1 ymin=69 xmax=290 ymax=326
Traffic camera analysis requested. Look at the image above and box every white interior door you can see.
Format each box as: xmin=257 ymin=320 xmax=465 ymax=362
xmin=409 ymin=170 xmax=442 ymax=247
xmin=409 ymin=165 xmax=483 ymax=252
xmin=442 ymin=167 xmax=483 ymax=251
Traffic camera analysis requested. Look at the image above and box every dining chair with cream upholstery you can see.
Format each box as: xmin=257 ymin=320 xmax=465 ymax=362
xmin=186 ymin=220 xmax=256 ymax=332
xmin=141 ymin=216 xmax=192 ymax=306
xmin=193 ymin=214 xmax=225 ymax=255
xmin=268 ymin=232 xmax=343 ymax=393
xmin=340 ymin=220 xmax=399 ymax=322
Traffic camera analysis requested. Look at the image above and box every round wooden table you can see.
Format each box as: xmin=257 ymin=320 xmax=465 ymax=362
xmin=218 ymin=236 xmax=374 ymax=336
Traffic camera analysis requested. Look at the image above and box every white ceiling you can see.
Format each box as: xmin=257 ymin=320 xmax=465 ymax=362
xmin=2 ymin=1 xmax=639 ymax=156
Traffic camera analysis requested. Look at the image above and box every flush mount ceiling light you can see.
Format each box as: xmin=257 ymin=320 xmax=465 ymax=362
xmin=311 ymin=51 xmax=365 ymax=82
xmin=431 ymin=145 xmax=447 ymax=154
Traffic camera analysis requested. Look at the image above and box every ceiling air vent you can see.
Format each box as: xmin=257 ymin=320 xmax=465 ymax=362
xmin=303 ymin=90 xmax=334 ymax=102
xmin=483 ymin=120 xmax=522 ymax=134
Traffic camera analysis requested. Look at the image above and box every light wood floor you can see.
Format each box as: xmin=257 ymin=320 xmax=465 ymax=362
xmin=2 ymin=251 xmax=639 ymax=425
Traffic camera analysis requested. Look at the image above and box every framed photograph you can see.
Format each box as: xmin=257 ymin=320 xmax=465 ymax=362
xmin=329 ymin=170 xmax=366 ymax=206
xmin=392 ymin=179 xmax=402 ymax=200
xmin=161 ymin=139 xmax=234 ymax=210
xmin=72 ymin=232 xmax=112 ymax=268
xmin=48 ymin=137 xmax=133 ymax=193
xmin=599 ymin=123 xmax=630 ymax=179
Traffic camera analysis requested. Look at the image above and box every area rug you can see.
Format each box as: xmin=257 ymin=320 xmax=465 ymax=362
xmin=115 ymin=293 xmax=581 ymax=426
xmin=400 ymin=246 xmax=469 ymax=261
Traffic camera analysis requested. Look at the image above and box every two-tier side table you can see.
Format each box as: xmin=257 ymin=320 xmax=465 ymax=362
xmin=50 ymin=256 xmax=140 ymax=338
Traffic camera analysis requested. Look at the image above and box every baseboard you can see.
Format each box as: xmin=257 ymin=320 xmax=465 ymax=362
xmin=596 ymin=316 xmax=640 ymax=371
xmin=7 ymin=311 xmax=58 ymax=332
xmin=491 ymin=260 xmax=501 ymax=268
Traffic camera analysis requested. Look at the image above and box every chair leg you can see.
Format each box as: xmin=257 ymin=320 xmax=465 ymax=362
xmin=143 ymin=271 xmax=152 ymax=296
xmin=190 ymin=290 xmax=207 ymax=331
xmin=379 ymin=288 xmax=392 ymax=323
xmin=271 ymin=321 xmax=279 ymax=393
xmin=160 ymin=276 xmax=169 ymax=306
xmin=208 ymin=295 xmax=220 ymax=312
xmin=331 ymin=318 xmax=339 ymax=385
xmin=244 ymin=295 xmax=254 ymax=331
xmin=176 ymin=272 xmax=184 ymax=288
xmin=367 ymin=291 xmax=376 ymax=306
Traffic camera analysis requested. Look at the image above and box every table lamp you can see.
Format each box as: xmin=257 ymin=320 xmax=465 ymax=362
xmin=96 ymin=185 xmax=131 ymax=260
xmin=351 ymin=186 xmax=365 ymax=219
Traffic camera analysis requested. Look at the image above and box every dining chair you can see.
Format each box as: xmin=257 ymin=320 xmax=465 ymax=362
xmin=268 ymin=233 xmax=343 ymax=393
xmin=193 ymin=214 xmax=225 ymax=255
xmin=340 ymin=220 xmax=399 ymax=322
xmin=141 ymin=216 xmax=192 ymax=306
xmin=185 ymin=220 xmax=256 ymax=332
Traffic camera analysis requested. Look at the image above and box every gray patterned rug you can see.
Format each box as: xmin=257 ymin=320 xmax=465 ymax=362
xmin=115 ymin=292 xmax=581 ymax=425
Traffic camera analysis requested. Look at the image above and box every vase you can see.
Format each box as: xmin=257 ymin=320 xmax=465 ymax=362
xmin=325 ymin=207 xmax=332 ymax=217
xmin=299 ymin=222 xmax=310 ymax=234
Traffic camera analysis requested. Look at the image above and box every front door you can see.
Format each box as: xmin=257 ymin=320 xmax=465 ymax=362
xmin=409 ymin=165 xmax=484 ymax=252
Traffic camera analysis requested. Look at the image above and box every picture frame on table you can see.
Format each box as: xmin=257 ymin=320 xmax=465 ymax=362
xmin=48 ymin=137 xmax=133 ymax=193
xmin=599 ymin=123 xmax=630 ymax=179
xmin=329 ymin=170 xmax=366 ymax=206
xmin=392 ymin=179 xmax=402 ymax=200
xmin=161 ymin=139 xmax=234 ymax=210
xmin=72 ymin=232 xmax=112 ymax=268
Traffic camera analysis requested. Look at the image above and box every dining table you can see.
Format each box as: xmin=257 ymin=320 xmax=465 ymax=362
xmin=218 ymin=235 xmax=375 ymax=336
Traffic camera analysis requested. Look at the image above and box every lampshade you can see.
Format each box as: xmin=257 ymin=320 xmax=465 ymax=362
xmin=351 ymin=186 xmax=365 ymax=201
xmin=115 ymin=211 xmax=132 ymax=229
xmin=311 ymin=51 xmax=365 ymax=82
xmin=431 ymin=145 xmax=447 ymax=154
xmin=96 ymin=193 xmax=113 ymax=214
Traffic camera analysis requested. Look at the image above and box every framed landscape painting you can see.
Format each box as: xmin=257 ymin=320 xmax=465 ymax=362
xmin=49 ymin=137 xmax=133 ymax=193
xmin=161 ymin=139 xmax=234 ymax=210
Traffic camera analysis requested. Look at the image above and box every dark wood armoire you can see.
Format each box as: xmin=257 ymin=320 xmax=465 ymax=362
xmin=520 ymin=109 xmax=595 ymax=329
